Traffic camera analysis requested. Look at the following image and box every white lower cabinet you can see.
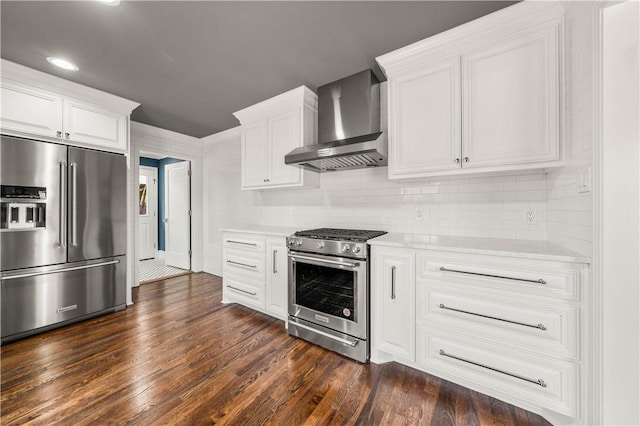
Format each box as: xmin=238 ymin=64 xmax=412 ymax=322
xmin=265 ymin=237 xmax=288 ymax=320
xmin=371 ymin=246 xmax=415 ymax=361
xmin=222 ymin=231 xmax=287 ymax=321
xmin=371 ymin=244 xmax=588 ymax=421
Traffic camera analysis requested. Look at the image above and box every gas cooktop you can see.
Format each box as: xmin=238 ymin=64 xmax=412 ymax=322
xmin=293 ymin=228 xmax=387 ymax=242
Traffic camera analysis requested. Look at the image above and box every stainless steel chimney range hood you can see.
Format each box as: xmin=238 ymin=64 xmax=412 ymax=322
xmin=285 ymin=69 xmax=387 ymax=172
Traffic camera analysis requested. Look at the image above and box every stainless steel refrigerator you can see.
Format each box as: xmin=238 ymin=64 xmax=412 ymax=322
xmin=1 ymin=135 xmax=127 ymax=343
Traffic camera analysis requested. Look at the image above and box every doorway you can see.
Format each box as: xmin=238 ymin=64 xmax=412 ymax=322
xmin=138 ymin=155 xmax=192 ymax=283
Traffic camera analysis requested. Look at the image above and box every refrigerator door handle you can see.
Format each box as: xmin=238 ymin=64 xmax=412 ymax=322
xmin=59 ymin=161 xmax=67 ymax=247
xmin=0 ymin=259 xmax=120 ymax=281
xmin=70 ymin=162 xmax=78 ymax=246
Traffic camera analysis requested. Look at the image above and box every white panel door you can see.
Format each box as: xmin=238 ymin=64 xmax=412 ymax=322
xmin=63 ymin=98 xmax=127 ymax=152
xmin=388 ymin=57 xmax=461 ymax=179
xmin=0 ymin=80 xmax=62 ymax=139
xmin=164 ymin=161 xmax=191 ymax=270
xmin=268 ymin=110 xmax=301 ymax=186
xmin=462 ymin=26 xmax=559 ymax=168
xmin=139 ymin=166 xmax=157 ymax=260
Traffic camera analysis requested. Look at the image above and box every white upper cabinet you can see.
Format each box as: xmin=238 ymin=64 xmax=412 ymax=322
xmin=0 ymin=60 xmax=139 ymax=153
xmin=62 ymin=98 xmax=128 ymax=151
xmin=388 ymin=57 xmax=461 ymax=176
xmin=462 ymin=25 xmax=560 ymax=168
xmin=377 ymin=3 xmax=564 ymax=179
xmin=1 ymin=80 xmax=62 ymax=139
xmin=234 ymin=86 xmax=319 ymax=190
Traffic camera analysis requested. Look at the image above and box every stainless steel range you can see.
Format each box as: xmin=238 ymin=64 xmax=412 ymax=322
xmin=287 ymin=228 xmax=386 ymax=362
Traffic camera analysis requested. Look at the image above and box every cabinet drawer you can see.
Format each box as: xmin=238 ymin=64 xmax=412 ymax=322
xmin=223 ymin=233 xmax=266 ymax=252
xmin=417 ymin=284 xmax=578 ymax=358
xmin=417 ymin=251 xmax=581 ymax=300
xmin=223 ymin=249 xmax=265 ymax=281
xmin=223 ymin=277 xmax=265 ymax=309
xmin=417 ymin=325 xmax=579 ymax=417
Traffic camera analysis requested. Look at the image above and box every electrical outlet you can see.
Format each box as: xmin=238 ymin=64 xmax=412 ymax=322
xmin=414 ymin=207 xmax=423 ymax=220
xmin=525 ymin=208 xmax=537 ymax=224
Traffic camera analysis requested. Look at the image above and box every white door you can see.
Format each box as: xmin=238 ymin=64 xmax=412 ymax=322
xmin=164 ymin=161 xmax=191 ymax=269
xmin=241 ymin=120 xmax=268 ymax=189
xmin=139 ymin=166 xmax=157 ymax=260
xmin=268 ymin=110 xmax=301 ymax=186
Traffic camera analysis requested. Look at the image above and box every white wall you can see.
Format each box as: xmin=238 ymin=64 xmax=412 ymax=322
xmin=546 ymin=3 xmax=596 ymax=259
xmin=128 ymin=122 xmax=203 ymax=295
xmin=202 ymin=127 xmax=549 ymax=277
xmin=600 ymin=1 xmax=640 ymax=424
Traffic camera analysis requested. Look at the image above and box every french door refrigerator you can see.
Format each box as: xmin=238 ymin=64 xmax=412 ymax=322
xmin=1 ymin=135 xmax=126 ymax=343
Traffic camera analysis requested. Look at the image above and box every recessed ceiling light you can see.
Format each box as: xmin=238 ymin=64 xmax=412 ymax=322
xmin=97 ymin=0 xmax=120 ymax=5
xmin=46 ymin=57 xmax=79 ymax=71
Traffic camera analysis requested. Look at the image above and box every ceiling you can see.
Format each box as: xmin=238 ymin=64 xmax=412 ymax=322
xmin=1 ymin=1 xmax=516 ymax=138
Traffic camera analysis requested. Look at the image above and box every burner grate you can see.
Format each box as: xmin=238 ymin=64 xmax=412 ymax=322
xmin=294 ymin=228 xmax=386 ymax=242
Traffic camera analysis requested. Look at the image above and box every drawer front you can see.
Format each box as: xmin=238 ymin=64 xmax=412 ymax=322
xmin=223 ymin=277 xmax=265 ymax=309
xmin=417 ymin=325 xmax=579 ymax=417
xmin=417 ymin=251 xmax=581 ymax=300
xmin=417 ymin=284 xmax=578 ymax=358
xmin=223 ymin=233 xmax=266 ymax=253
xmin=223 ymin=249 xmax=265 ymax=281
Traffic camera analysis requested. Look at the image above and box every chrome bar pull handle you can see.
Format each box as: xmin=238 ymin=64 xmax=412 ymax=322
xmin=439 ymin=350 xmax=547 ymax=388
xmin=226 ymin=259 xmax=257 ymax=269
xmin=391 ymin=265 xmax=397 ymax=300
xmin=438 ymin=304 xmax=546 ymax=330
xmin=59 ymin=162 xmax=67 ymax=248
xmin=70 ymin=162 xmax=78 ymax=246
xmin=225 ymin=240 xmax=258 ymax=247
xmin=291 ymin=320 xmax=358 ymax=347
xmin=273 ymin=250 xmax=277 ymax=274
xmin=226 ymin=284 xmax=257 ymax=296
xmin=439 ymin=267 xmax=547 ymax=285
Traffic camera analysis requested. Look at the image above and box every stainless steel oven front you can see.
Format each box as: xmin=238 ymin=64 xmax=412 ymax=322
xmin=287 ymin=250 xmax=369 ymax=362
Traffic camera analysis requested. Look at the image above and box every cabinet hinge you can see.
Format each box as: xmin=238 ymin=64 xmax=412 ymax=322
xmin=189 ymin=209 xmax=192 ymax=216
xmin=188 ymin=169 xmax=192 ymax=176
xmin=188 ymin=250 xmax=192 ymax=256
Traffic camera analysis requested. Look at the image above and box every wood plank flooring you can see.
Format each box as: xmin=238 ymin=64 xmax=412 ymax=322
xmin=1 ymin=273 xmax=552 ymax=425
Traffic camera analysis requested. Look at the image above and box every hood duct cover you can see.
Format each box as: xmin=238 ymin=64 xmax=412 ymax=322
xmin=285 ymin=69 xmax=387 ymax=172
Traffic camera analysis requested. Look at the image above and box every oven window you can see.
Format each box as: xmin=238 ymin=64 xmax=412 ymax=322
xmin=295 ymin=262 xmax=355 ymax=320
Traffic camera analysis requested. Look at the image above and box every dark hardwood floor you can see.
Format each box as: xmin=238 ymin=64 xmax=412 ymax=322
xmin=1 ymin=273 xmax=552 ymax=425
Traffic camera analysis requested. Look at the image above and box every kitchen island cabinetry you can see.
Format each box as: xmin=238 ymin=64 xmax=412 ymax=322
xmin=0 ymin=60 xmax=137 ymax=153
xmin=233 ymin=86 xmax=319 ymax=191
xmin=377 ymin=2 xmax=563 ymax=179
xmin=222 ymin=229 xmax=291 ymax=321
xmin=369 ymin=234 xmax=589 ymax=423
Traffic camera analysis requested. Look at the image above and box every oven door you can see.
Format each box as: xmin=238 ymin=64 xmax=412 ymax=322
xmin=288 ymin=251 xmax=367 ymax=339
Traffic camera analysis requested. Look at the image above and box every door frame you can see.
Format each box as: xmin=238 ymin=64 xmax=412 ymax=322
xmin=129 ymin=123 xmax=202 ymax=297
xmin=138 ymin=165 xmax=158 ymax=261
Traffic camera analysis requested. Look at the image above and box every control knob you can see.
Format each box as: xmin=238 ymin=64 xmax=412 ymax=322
xmin=342 ymin=244 xmax=351 ymax=253
xmin=316 ymin=242 xmax=325 ymax=249
xmin=352 ymin=245 xmax=361 ymax=254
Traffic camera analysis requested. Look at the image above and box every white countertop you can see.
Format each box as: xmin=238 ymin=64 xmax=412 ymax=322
xmin=369 ymin=233 xmax=590 ymax=264
xmin=221 ymin=225 xmax=298 ymax=237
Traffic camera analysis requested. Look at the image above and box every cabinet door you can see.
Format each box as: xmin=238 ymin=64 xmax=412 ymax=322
xmin=1 ymin=80 xmax=62 ymax=139
xmin=241 ymin=120 xmax=268 ymax=189
xmin=372 ymin=247 xmax=416 ymax=360
xmin=63 ymin=98 xmax=127 ymax=152
xmin=267 ymin=109 xmax=302 ymax=186
xmin=462 ymin=25 xmax=559 ymax=168
xmin=266 ymin=237 xmax=288 ymax=319
xmin=388 ymin=57 xmax=461 ymax=179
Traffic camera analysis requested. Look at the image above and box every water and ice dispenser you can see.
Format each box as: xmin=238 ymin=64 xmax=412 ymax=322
xmin=1 ymin=185 xmax=47 ymax=230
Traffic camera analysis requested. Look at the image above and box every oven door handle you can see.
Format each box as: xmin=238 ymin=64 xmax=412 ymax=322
xmin=292 ymin=320 xmax=358 ymax=347
xmin=288 ymin=253 xmax=359 ymax=269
